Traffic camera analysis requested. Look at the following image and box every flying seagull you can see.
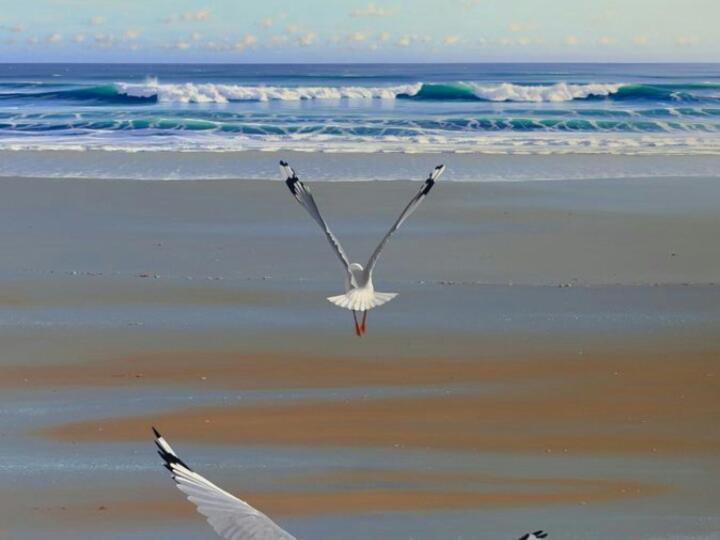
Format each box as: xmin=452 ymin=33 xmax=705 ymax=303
xmin=280 ymin=160 xmax=445 ymax=336
xmin=153 ymin=428 xmax=548 ymax=540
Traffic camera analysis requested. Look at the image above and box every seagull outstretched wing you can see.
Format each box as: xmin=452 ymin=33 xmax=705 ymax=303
xmin=153 ymin=428 xmax=296 ymax=540
xmin=364 ymin=164 xmax=445 ymax=277
xmin=280 ymin=161 xmax=353 ymax=280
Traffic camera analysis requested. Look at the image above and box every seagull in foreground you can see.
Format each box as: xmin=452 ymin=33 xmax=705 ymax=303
xmin=280 ymin=160 xmax=445 ymax=336
xmin=153 ymin=427 xmax=548 ymax=540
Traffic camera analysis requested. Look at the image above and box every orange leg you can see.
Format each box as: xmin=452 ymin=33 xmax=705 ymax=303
xmin=361 ymin=311 xmax=368 ymax=335
xmin=352 ymin=310 xmax=361 ymax=337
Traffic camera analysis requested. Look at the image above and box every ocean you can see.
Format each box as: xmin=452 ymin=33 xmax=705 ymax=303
xmin=1 ymin=63 xmax=720 ymax=180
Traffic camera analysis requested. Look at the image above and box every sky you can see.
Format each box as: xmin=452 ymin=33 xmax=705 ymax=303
xmin=0 ymin=0 xmax=718 ymax=62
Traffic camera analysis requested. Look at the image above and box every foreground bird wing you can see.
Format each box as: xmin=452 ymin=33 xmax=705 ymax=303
xmin=280 ymin=161 xmax=352 ymax=279
xmin=153 ymin=428 xmax=297 ymax=540
xmin=364 ymin=164 xmax=445 ymax=276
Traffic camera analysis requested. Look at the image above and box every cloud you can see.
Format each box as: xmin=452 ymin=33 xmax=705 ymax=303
xmin=261 ymin=17 xmax=274 ymax=29
xmin=442 ymin=35 xmax=461 ymax=45
xmin=564 ymin=35 xmax=580 ymax=46
xmin=378 ymin=31 xmax=390 ymax=42
xmin=286 ymin=24 xmax=301 ymax=34
xmin=297 ymin=31 xmax=317 ymax=46
xmin=94 ymin=33 xmax=118 ymax=48
xmin=164 ymin=9 xmax=211 ymax=24
xmin=508 ymin=21 xmax=536 ymax=33
xmin=598 ymin=36 xmax=616 ymax=46
xmin=239 ymin=33 xmax=257 ymax=46
xmin=174 ymin=41 xmax=191 ymax=50
xmin=27 ymin=36 xmax=39 ymax=45
xmin=191 ymin=31 xmax=202 ymax=41
xmin=397 ymin=34 xmax=413 ymax=47
xmin=633 ymin=35 xmax=648 ymax=46
xmin=2 ymin=24 xmax=25 ymax=33
xmin=348 ymin=31 xmax=367 ymax=42
xmin=351 ymin=3 xmax=396 ymax=17
xmin=123 ymin=29 xmax=141 ymax=40
xmin=676 ymin=36 xmax=699 ymax=46
xmin=73 ymin=33 xmax=86 ymax=43
xmin=89 ymin=16 xmax=106 ymax=26
xmin=47 ymin=33 xmax=63 ymax=43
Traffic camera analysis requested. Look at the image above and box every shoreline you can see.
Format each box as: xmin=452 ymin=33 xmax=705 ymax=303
xmin=2 ymin=151 xmax=720 ymax=181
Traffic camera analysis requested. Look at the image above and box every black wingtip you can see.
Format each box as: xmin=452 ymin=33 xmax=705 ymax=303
xmin=279 ymin=160 xmax=288 ymax=166
xmin=152 ymin=426 xmax=161 ymax=438
xmin=420 ymin=177 xmax=435 ymax=196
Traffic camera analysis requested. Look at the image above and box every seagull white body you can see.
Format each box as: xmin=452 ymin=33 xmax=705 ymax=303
xmin=280 ymin=160 xmax=445 ymax=335
xmin=153 ymin=428 xmax=548 ymax=540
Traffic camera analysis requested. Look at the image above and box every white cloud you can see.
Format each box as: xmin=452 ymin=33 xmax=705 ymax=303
xmin=47 ymin=32 xmax=63 ymax=43
xmin=191 ymin=31 xmax=202 ymax=42
xmin=297 ymin=32 xmax=317 ymax=46
xmin=397 ymin=34 xmax=413 ymax=47
xmin=349 ymin=31 xmax=367 ymax=42
xmin=174 ymin=41 xmax=191 ymax=50
xmin=633 ymin=35 xmax=648 ymax=46
xmin=27 ymin=36 xmax=39 ymax=45
xmin=564 ymin=35 xmax=580 ymax=46
xmin=286 ymin=24 xmax=301 ymax=34
xmin=676 ymin=36 xmax=699 ymax=46
xmin=270 ymin=35 xmax=288 ymax=46
xmin=94 ymin=34 xmax=118 ymax=48
xmin=261 ymin=17 xmax=274 ymax=29
xmin=598 ymin=36 xmax=616 ymax=46
xmin=378 ymin=31 xmax=390 ymax=42
xmin=73 ymin=33 xmax=85 ymax=43
xmin=442 ymin=34 xmax=461 ymax=45
xmin=89 ymin=16 xmax=106 ymax=26
xmin=124 ymin=29 xmax=141 ymax=40
xmin=351 ymin=3 xmax=396 ymax=17
xmin=241 ymin=33 xmax=257 ymax=46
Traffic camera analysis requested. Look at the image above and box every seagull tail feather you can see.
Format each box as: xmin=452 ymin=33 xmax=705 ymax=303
xmin=327 ymin=290 xmax=397 ymax=311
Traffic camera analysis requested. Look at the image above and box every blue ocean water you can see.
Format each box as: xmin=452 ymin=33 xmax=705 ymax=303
xmin=1 ymin=63 xmax=719 ymax=153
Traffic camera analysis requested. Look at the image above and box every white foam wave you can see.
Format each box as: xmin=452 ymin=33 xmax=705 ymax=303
xmin=116 ymin=80 xmax=423 ymax=103
xmin=467 ymin=82 xmax=623 ymax=102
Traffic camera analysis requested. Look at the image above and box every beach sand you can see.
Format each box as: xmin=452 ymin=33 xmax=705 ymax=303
xmin=1 ymin=175 xmax=719 ymax=540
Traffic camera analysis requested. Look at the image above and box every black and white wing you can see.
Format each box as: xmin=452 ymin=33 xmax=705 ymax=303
xmin=518 ymin=531 xmax=549 ymax=540
xmin=364 ymin=164 xmax=445 ymax=276
xmin=280 ymin=161 xmax=352 ymax=279
xmin=153 ymin=428 xmax=296 ymax=540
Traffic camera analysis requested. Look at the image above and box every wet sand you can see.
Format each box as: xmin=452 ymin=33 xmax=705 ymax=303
xmin=40 ymin=341 xmax=719 ymax=456
xmin=1 ymin=175 xmax=720 ymax=539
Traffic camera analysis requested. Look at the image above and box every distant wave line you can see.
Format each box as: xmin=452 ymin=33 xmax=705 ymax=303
xmin=3 ymin=80 xmax=719 ymax=104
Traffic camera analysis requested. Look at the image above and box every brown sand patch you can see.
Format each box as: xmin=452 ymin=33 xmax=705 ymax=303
xmin=20 ymin=473 xmax=665 ymax=530
xmin=41 ymin=347 xmax=719 ymax=455
xmin=6 ymin=338 xmax=717 ymax=393
xmin=0 ymin=348 xmax=606 ymax=390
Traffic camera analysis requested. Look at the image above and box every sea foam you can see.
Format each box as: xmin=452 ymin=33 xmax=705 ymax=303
xmin=114 ymin=80 xmax=624 ymax=104
xmin=116 ymin=80 xmax=423 ymax=103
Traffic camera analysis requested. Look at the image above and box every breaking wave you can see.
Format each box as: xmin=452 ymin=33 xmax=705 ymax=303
xmin=5 ymin=80 xmax=719 ymax=105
